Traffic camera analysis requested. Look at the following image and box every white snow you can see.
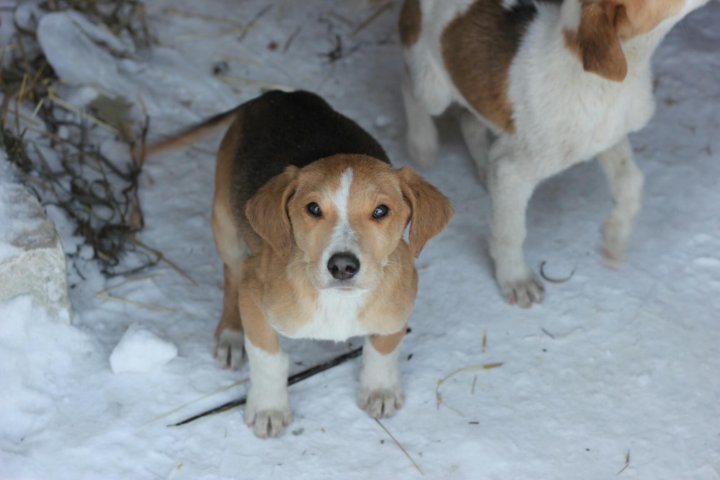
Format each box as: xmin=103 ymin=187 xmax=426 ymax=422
xmin=1 ymin=1 xmax=719 ymax=479
xmin=109 ymin=324 xmax=178 ymax=374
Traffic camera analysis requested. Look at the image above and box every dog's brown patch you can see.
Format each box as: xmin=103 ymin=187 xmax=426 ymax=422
xmin=441 ymin=0 xmax=534 ymax=133
xmin=371 ymin=329 xmax=406 ymax=355
xmin=399 ymin=0 xmax=422 ymax=47
xmin=564 ymin=0 xmax=684 ymax=82
xmin=564 ymin=1 xmax=628 ymax=82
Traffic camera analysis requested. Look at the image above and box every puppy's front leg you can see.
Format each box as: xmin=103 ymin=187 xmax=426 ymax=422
xmin=598 ymin=137 xmax=644 ymax=265
xmin=240 ymin=295 xmax=291 ymax=438
xmin=488 ymin=147 xmax=544 ymax=307
xmin=359 ymin=329 xmax=405 ymax=418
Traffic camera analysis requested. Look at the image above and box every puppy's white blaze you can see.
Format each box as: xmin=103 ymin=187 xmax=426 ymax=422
xmin=323 ymin=168 xmax=359 ymax=277
xmin=243 ymin=339 xmax=290 ymax=421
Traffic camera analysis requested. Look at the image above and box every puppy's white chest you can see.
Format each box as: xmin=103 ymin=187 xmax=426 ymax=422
xmin=281 ymin=290 xmax=370 ymax=341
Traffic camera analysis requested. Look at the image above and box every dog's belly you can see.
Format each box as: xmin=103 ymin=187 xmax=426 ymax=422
xmin=271 ymin=290 xmax=372 ymax=342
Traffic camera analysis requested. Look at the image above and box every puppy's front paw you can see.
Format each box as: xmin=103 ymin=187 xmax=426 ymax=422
xmin=360 ymin=386 xmax=404 ymax=419
xmin=244 ymin=405 xmax=292 ymax=438
xmin=499 ymin=275 xmax=544 ymax=308
xmin=214 ymin=329 xmax=245 ymax=369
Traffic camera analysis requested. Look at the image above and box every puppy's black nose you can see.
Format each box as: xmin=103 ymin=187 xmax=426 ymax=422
xmin=327 ymin=252 xmax=360 ymax=280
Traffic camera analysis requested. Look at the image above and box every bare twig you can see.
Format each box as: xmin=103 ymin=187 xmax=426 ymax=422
xmin=169 ymin=346 xmax=363 ymax=427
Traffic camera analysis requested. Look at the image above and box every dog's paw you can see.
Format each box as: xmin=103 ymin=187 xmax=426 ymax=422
xmin=359 ymin=386 xmax=404 ymax=419
xmin=214 ymin=329 xmax=245 ymax=369
xmin=601 ymin=216 xmax=629 ymax=268
xmin=407 ymin=129 xmax=438 ymax=169
xmin=244 ymin=406 xmax=292 ymax=438
xmin=499 ymin=276 xmax=544 ymax=308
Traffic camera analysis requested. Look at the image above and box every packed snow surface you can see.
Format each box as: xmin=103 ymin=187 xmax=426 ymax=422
xmin=1 ymin=1 xmax=719 ymax=479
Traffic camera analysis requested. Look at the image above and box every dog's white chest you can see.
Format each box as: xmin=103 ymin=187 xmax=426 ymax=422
xmin=278 ymin=290 xmax=371 ymax=341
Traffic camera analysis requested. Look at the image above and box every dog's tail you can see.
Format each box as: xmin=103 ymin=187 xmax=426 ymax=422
xmin=144 ymin=105 xmax=242 ymax=157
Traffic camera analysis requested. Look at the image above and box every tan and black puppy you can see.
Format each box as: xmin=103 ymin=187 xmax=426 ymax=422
xmin=149 ymin=91 xmax=452 ymax=437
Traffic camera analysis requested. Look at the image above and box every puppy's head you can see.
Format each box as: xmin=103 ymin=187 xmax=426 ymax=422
xmin=245 ymin=154 xmax=452 ymax=292
xmin=567 ymin=0 xmax=710 ymax=82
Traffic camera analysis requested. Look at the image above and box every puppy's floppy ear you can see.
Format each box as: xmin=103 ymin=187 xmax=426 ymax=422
xmin=398 ymin=166 xmax=453 ymax=257
xmin=245 ymin=166 xmax=299 ymax=255
xmin=573 ymin=0 xmax=628 ymax=82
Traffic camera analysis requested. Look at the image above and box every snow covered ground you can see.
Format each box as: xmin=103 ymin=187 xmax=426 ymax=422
xmin=1 ymin=1 xmax=719 ymax=479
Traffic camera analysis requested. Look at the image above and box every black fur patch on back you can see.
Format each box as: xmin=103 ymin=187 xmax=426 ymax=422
xmin=229 ymin=90 xmax=389 ymax=215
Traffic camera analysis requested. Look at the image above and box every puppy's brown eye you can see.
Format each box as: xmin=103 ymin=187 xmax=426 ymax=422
xmin=307 ymin=202 xmax=322 ymax=217
xmin=372 ymin=205 xmax=389 ymax=219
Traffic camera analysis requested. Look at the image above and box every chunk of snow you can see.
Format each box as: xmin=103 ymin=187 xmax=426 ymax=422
xmin=109 ymin=324 xmax=178 ymax=374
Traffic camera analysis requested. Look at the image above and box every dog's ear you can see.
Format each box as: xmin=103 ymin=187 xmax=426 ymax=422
xmin=398 ymin=166 xmax=453 ymax=257
xmin=245 ymin=166 xmax=299 ymax=255
xmin=573 ymin=0 xmax=628 ymax=82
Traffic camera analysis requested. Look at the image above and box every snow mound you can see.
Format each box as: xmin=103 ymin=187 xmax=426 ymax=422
xmin=0 ymin=296 xmax=93 ymax=447
xmin=109 ymin=324 xmax=178 ymax=374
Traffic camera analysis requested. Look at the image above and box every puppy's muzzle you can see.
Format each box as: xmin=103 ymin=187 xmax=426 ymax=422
xmin=327 ymin=252 xmax=360 ymax=281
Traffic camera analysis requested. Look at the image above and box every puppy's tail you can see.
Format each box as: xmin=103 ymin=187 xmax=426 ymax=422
xmin=144 ymin=106 xmax=242 ymax=157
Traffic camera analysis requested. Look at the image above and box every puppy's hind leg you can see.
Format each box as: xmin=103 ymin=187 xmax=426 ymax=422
xmin=214 ymin=263 xmax=245 ymax=369
xmin=459 ymin=110 xmax=491 ymax=187
xmin=212 ymin=201 xmax=248 ymax=369
xmin=598 ymin=137 xmax=644 ymax=266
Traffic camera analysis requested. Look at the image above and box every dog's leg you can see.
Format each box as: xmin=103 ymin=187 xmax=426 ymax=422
xmin=458 ymin=110 xmax=491 ymax=186
xmin=598 ymin=137 xmax=644 ymax=265
xmin=240 ymin=295 xmax=291 ymax=438
xmin=488 ymin=145 xmax=544 ymax=307
xmin=359 ymin=329 xmax=404 ymax=418
xmin=214 ymin=264 xmax=245 ymax=369
xmin=212 ymin=200 xmax=248 ymax=368
xmin=402 ymin=73 xmax=439 ymax=168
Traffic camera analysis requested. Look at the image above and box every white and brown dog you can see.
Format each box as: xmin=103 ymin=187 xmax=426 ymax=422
xmin=149 ymin=91 xmax=452 ymax=437
xmin=400 ymin=0 xmax=710 ymax=307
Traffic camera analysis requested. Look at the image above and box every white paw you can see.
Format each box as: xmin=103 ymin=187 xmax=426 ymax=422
xmin=601 ymin=216 xmax=630 ymax=268
xmin=499 ymin=275 xmax=544 ymax=308
xmin=359 ymin=386 xmax=404 ymax=418
xmin=407 ymin=130 xmax=438 ymax=168
xmin=244 ymin=404 xmax=292 ymax=438
xmin=214 ymin=329 xmax=245 ymax=369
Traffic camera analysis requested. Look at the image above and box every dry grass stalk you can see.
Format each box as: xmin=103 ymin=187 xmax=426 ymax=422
xmin=617 ymin=450 xmax=631 ymax=475
xmin=96 ymin=274 xmax=177 ymax=312
xmin=374 ymin=418 xmax=424 ymax=476
xmin=216 ymin=74 xmax=296 ymax=92
xmin=351 ymin=1 xmax=393 ymax=37
xmin=129 ymin=236 xmax=197 ymax=286
xmin=435 ymin=362 xmax=504 ymax=414
xmin=162 ymin=7 xmax=247 ymax=27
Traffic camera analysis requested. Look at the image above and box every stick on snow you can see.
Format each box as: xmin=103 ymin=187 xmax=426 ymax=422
xmin=169 ymin=346 xmax=362 ymax=427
